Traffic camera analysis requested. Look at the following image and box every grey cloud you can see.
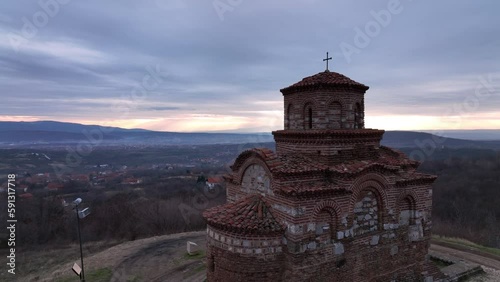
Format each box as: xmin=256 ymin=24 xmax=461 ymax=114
xmin=0 ymin=0 xmax=499 ymax=127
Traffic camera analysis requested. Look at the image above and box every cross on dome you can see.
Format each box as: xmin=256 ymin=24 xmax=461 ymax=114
xmin=323 ymin=52 xmax=332 ymax=71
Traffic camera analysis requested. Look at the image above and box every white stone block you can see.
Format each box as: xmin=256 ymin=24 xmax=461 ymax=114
xmin=370 ymin=235 xmax=380 ymax=246
xmin=344 ymin=229 xmax=350 ymax=237
xmin=307 ymin=242 xmax=317 ymax=250
xmin=337 ymin=231 xmax=344 ymax=240
xmin=334 ymin=243 xmax=344 ymax=255
xmin=187 ymin=241 xmax=199 ymax=255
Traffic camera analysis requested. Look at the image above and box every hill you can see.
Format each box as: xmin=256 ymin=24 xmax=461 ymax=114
xmin=0 ymin=121 xmax=274 ymax=146
xmin=1 ymin=121 xmax=500 ymax=149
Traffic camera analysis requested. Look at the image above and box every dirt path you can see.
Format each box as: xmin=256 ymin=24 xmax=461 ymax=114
xmin=430 ymin=244 xmax=500 ymax=270
xmin=112 ymin=233 xmax=206 ymax=281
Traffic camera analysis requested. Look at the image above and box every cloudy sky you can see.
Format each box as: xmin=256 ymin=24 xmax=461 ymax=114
xmin=1 ymin=0 xmax=499 ymax=132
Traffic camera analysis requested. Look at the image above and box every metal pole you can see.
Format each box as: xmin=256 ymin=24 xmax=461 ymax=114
xmin=76 ymin=205 xmax=85 ymax=282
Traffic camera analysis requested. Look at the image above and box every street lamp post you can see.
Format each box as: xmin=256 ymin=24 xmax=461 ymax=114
xmin=73 ymin=198 xmax=86 ymax=282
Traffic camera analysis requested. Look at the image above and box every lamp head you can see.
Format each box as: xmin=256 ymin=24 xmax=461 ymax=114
xmin=73 ymin=198 xmax=82 ymax=205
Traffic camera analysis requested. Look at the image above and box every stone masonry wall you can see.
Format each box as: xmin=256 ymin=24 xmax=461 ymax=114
xmin=206 ymin=226 xmax=285 ymax=281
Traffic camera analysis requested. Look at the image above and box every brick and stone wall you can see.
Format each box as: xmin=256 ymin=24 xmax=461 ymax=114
xmin=283 ymin=88 xmax=365 ymax=130
xmin=205 ymin=226 xmax=285 ymax=281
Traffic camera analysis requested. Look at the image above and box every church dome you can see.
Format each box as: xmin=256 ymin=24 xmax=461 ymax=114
xmin=280 ymin=70 xmax=369 ymax=95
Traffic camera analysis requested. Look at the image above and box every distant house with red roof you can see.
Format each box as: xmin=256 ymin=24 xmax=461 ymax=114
xmin=72 ymin=174 xmax=89 ymax=182
xmin=46 ymin=182 xmax=64 ymax=191
xmin=206 ymin=176 xmax=223 ymax=189
xmin=19 ymin=193 xmax=33 ymax=199
xmin=122 ymin=178 xmax=142 ymax=185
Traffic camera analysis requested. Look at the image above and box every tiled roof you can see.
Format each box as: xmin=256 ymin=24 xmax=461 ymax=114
xmin=231 ymin=146 xmax=417 ymax=177
xmin=277 ymin=181 xmax=349 ymax=197
xmin=330 ymin=147 xmax=418 ymax=173
xmin=231 ymin=148 xmax=281 ymax=173
xmin=276 ymin=154 xmax=328 ymax=173
xmin=203 ymin=194 xmax=285 ymax=235
xmin=207 ymin=177 xmax=223 ymax=183
xmin=273 ymin=129 xmax=384 ymax=138
xmin=395 ymin=172 xmax=437 ymax=187
xmin=280 ymin=70 xmax=369 ymax=94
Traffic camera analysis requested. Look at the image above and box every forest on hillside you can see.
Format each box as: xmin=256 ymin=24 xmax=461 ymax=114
xmin=402 ymin=148 xmax=500 ymax=248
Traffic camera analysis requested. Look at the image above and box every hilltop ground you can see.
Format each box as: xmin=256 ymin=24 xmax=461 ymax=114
xmin=8 ymin=231 xmax=207 ymax=282
xmin=5 ymin=231 xmax=500 ymax=282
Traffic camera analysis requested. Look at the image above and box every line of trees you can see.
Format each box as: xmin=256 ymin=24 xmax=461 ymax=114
xmin=0 ymin=178 xmax=226 ymax=247
xmin=415 ymin=148 xmax=500 ymax=248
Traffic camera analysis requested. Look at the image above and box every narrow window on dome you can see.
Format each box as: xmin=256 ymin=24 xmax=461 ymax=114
xmin=287 ymin=104 xmax=293 ymax=129
xmin=354 ymin=103 xmax=362 ymax=129
xmin=308 ymin=108 xmax=313 ymax=129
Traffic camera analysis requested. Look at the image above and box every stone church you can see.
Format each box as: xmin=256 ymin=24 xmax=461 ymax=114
xmin=203 ymin=64 xmax=443 ymax=281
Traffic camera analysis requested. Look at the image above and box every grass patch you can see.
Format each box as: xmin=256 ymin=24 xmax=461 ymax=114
xmin=432 ymin=235 xmax=500 ymax=257
xmin=193 ymin=263 xmax=206 ymax=273
xmin=128 ymin=275 xmax=142 ymax=282
xmin=183 ymin=250 xmax=206 ymax=260
xmin=87 ymin=268 xmax=113 ymax=281
xmin=56 ymin=267 xmax=113 ymax=282
xmin=183 ymin=262 xmax=206 ymax=279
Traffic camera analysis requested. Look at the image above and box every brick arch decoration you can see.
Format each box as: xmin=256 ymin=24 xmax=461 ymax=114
xmin=325 ymin=97 xmax=345 ymax=109
xmin=231 ymin=148 xmax=277 ymax=187
xmin=348 ymin=173 xmax=389 ymax=215
xmin=312 ymin=200 xmax=343 ymax=224
xmin=302 ymin=100 xmax=318 ymax=129
xmin=396 ymin=191 xmax=419 ymax=225
xmin=235 ymin=157 xmax=273 ymax=185
xmin=326 ymin=100 xmax=343 ymax=129
xmin=396 ymin=190 xmax=419 ymax=214
xmin=349 ymin=179 xmax=387 ymax=234
xmin=231 ymin=148 xmax=278 ymax=174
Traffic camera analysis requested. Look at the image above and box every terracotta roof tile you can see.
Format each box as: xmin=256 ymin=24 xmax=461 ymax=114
xmin=203 ymin=194 xmax=285 ymax=235
xmin=395 ymin=172 xmax=437 ymax=187
xmin=280 ymin=70 xmax=369 ymax=94
xmin=277 ymin=181 xmax=348 ymax=197
xmin=276 ymin=154 xmax=328 ymax=173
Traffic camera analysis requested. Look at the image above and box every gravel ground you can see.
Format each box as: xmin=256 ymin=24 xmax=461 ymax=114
xmin=467 ymin=267 xmax=500 ymax=282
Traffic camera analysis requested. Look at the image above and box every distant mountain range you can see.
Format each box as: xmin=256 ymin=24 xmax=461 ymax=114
xmin=1 ymin=121 xmax=499 ymax=149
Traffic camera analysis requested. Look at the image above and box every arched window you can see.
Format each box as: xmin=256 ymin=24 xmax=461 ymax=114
xmin=353 ymin=190 xmax=381 ymax=236
xmin=315 ymin=208 xmax=337 ymax=242
xmin=286 ymin=103 xmax=293 ymax=129
xmin=308 ymin=108 xmax=313 ymax=129
xmin=399 ymin=197 xmax=416 ymax=226
xmin=328 ymin=102 xmax=342 ymax=129
xmin=354 ymin=103 xmax=362 ymax=129
xmin=303 ymin=103 xmax=314 ymax=129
